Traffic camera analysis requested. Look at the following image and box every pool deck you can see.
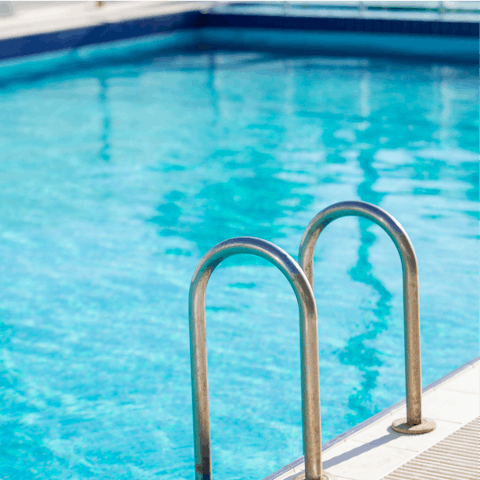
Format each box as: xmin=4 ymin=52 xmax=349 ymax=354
xmin=265 ymin=357 xmax=480 ymax=480
xmin=212 ymin=2 xmax=479 ymax=23
xmin=0 ymin=1 xmax=208 ymax=42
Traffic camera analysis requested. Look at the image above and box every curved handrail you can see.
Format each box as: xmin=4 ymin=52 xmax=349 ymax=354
xmin=299 ymin=201 xmax=428 ymax=430
xmin=189 ymin=237 xmax=326 ymax=480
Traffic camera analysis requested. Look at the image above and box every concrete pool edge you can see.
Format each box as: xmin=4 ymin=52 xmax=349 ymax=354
xmin=263 ymin=356 xmax=480 ymax=480
xmin=0 ymin=5 xmax=202 ymax=62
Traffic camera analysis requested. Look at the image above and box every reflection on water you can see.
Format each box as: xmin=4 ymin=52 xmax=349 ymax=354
xmin=0 ymin=312 xmax=58 ymax=479
xmin=342 ymin=221 xmax=392 ymax=424
xmin=98 ymin=75 xmax=111 ymax=162
xmin=330 ymin=70 xmax=392 ymax=426
xmin=149 ymin=149 xmax=314 ymax=254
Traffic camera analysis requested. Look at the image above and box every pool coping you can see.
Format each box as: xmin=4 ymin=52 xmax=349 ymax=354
xmin=262 ymin=356 xmax=480 ymax=480
xmin=0 ymin=2 xmax=207 ymax=62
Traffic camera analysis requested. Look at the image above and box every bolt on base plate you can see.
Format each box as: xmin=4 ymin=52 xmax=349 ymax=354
xmin=293 ymin=472 xmax=338 ymax=480
xmin=391 ymin=418 xmax=437 ymax=435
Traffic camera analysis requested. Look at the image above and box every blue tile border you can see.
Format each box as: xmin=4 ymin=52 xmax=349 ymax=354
xmin=204 ymin=13 xmax=479 ymax=38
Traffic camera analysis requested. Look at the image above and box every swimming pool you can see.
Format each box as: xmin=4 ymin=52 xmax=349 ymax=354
xmin=0 ymin=41 xmax=478 ymax=480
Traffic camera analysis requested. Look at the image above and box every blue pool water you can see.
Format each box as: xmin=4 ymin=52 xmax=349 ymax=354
xmin=0 ymin=40 xmax=478 ymax=479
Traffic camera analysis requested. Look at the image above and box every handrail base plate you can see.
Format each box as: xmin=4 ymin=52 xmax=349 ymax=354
xmin=392 ymin=417 xmax=437 ymax=435
xmin=293 ymin=472 xmax=338 ymax=480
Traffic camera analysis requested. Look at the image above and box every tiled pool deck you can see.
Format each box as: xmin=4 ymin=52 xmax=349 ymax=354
xmin=0 ymin=1 xmax=207 ymax=42
xmin=266 ymin=357 xmax=480 ymax=480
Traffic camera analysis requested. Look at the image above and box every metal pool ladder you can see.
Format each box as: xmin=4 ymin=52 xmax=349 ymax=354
xmin=299 ymin=200 xmax=436 ymax=435
xmin=188 ymin=236 xmax=337 ymax=480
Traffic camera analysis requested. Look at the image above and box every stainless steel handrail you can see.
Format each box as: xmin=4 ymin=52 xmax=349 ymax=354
xmin=299 ymin=201 xmax=436 ymax=435
xmin=189 ymin=236 xmax=336 ymax=480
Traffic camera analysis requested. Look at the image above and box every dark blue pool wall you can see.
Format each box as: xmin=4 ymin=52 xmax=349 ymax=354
xmin=204 ymin=12 xmax=479 ymax=37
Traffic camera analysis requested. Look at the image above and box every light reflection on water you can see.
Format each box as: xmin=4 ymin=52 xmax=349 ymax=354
xmin=0 ymin=49 xmax=478 ymax=480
